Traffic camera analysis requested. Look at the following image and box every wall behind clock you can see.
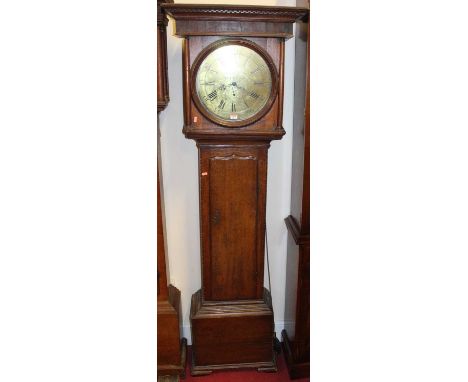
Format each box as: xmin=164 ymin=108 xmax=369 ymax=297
xmin=158 ymin=0 xmax=297 ymax=343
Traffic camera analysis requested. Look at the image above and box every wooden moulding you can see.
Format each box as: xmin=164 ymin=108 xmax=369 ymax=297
xmin=157 ymin=150 xmax=169 ymax=300
xmin=157 ymin=0 xmax=173 ymax=25
xmin=189 ymin=288 xmax=277 ymax=376
xmin=281 ymin=329 xmax=309 ymax=379
xmin=157 ymin=0 xmax=172 ymax=113
xmin=182 ymin=38 xmax=191 ymax=127
xmin=285 ymin=215 xmax=310 ymax=245
xmin=161 ymin=4 xmax=308 ymax=39
xmin=277 ymin=39 xmax=285 ymax=128
xmin=183 ymin=127 xmax=285 ymax=141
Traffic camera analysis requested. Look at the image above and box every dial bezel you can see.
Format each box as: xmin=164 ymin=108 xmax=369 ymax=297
xmin=191 ymin=38 xmax=278 ymax=128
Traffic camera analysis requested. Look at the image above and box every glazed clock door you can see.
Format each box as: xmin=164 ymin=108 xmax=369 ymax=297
xmin=199 ymin=144 xmax=268 ymax=301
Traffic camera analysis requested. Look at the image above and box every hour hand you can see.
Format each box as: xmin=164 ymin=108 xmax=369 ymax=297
xmin=200 ymin=82 xmax=225 ymax=91
xmin=230 ymin=81 xmax=246 ymax=92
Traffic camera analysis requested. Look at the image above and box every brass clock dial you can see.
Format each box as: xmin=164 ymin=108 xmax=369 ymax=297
xmin=192 ymin=40 xmax=277 ymax=127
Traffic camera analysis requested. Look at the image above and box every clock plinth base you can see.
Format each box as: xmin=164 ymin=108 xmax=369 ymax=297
xmin=189 ymin=289 xmax=277 ymax=375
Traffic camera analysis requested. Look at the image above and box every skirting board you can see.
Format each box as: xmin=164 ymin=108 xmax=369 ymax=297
xmin=181 ymin=320 xmax=295 ymax=345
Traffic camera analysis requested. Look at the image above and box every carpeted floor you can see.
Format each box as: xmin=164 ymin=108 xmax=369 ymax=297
xmin=180 ymin=346 xmax=309 ymax=382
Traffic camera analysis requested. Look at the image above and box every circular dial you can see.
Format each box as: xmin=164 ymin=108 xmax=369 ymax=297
xmin=194 ymin=43 xmax=274 ymax=124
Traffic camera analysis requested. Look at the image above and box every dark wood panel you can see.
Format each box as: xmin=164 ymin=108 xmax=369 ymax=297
xmin=194 ymin=315 xmax=273 ymax=346
xmin=283 ymin=237 xmax=310 ymax=361
xmin=302 ymin=40 xmax=310 ymax=231
xmin=199 ymin=142 xmax=269 ymax=300
xmin=157 ymin=286 xmax=186 ymax=376
xmin=157 ymin=0 xmax=172 ymax=112
xmin=157 ymin=152 xmax=168 ymax=300
xmin=182 ymin=38 xmax=191 ymax=127
xmin=157 ymin=304 xmax=180 ymax=365
xmin=282 ymin=329 xmax=309 ymax=379
xmin=199 ymin=143 xmax=268 ymax=301
xmin=294 ymin=244 xmax=310 ymax=360
xmin=174 ymin=20 xmax=293 ymax=38
xmin=209 ymin=155 xmax=258 ymax=300
xmin=283 ymin=235 xmax=310 ymax=376
xmin=195 ymin=342 xmax=273 ymax=366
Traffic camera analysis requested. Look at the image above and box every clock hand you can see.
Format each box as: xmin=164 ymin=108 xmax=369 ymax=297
xmin=230 ymin=82 xmax=247 ymax=95
xmin=223 ymin=82 xmax=238 ymax=97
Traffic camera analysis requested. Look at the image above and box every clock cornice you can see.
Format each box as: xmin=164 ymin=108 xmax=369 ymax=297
xmin=161 ymin=3 xmax=308 ymax=38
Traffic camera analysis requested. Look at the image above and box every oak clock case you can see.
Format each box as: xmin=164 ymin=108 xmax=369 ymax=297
xmin=162 ymin=3 xmax=308 ymax=377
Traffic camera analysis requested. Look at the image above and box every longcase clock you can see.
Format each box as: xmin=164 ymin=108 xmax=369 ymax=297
xmin=162 ymin=3 xmax=308 ymax=376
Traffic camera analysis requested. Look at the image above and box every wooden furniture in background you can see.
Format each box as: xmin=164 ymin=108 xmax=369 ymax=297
xmin=282 ymin=1 xmax=310 ymax=379
xmin=157 ymin=1 xmax=187 ymax=380
xmin=162 ymin=3 xmax=308 ymax=376
xmin=157 ymin=0 xmax=171 ymax=113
